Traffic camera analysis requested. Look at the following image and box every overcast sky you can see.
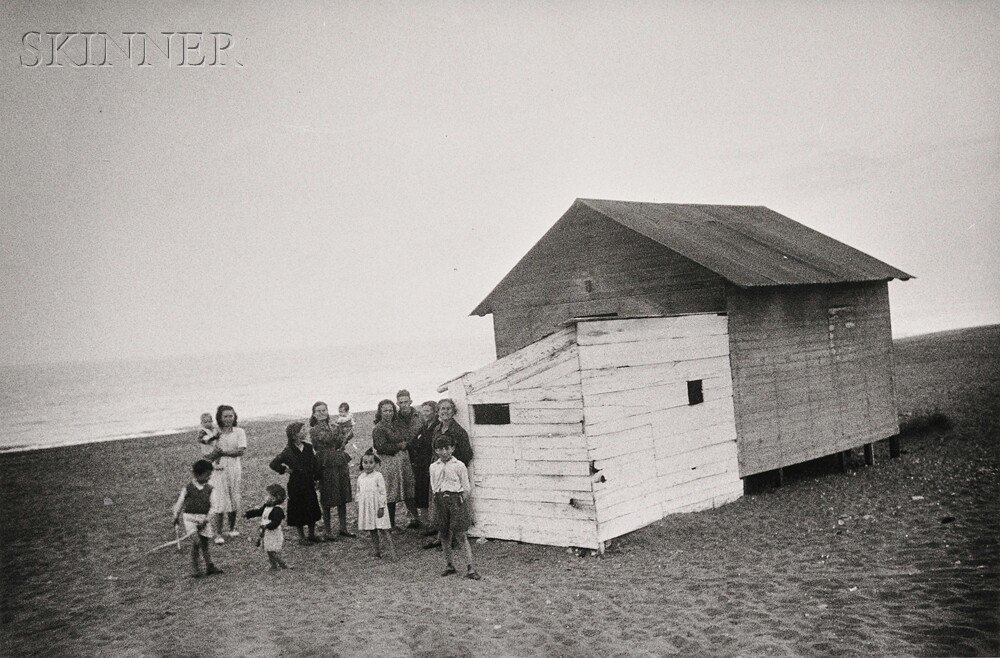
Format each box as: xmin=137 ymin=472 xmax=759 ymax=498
xmin=2 ymin=1 xmax=997 ymax=366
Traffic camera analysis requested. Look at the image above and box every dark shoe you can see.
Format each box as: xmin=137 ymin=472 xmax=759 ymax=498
xmin=339 ymin=530 xmax=357 ymax=538
xmin=205 ymin=565 xmax=224 ymax=576
xmin=423 ymin=539 xmax=442 ymax=550
xmin=466 ymin=570 xmax=482 ymax=580
xmin=406 ymin=520 xmax=422 ymax=529
xmin=441 ymin=565 xmax=457 ymax=577
xmin=308 ymin=536 xmax=322 ymax=544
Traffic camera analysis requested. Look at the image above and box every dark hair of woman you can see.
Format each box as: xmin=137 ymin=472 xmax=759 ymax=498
xmin=374 ymin=399 xmax=397 ymax=424
xmin=215 ymin=404 xmax=238 ymax=427
xmin=309 ymin=401 xmax=328 ymax=427
xmin=285 ymin=421 xmax=305 ymax=446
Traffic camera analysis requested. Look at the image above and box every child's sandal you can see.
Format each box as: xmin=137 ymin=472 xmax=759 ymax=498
xmin=441 ymin=565 xmax=457 ymax=577
xmin=465 ymin=570 xmax=482 ymax=580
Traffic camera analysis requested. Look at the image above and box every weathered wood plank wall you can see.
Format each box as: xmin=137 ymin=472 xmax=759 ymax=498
xmin=488 ymin=203 xmax=727 ymax=358
xmin=444 ymin=327 xmax=600 ymax=549
xmin=577 ymin=315 xmax=743 ymax=543
xmin=726 ymin=281 xmax=898 ymax=476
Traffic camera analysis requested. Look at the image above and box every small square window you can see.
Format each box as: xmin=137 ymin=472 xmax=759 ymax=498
xmin=687 ymin=380 xmax=704 ymax=406
xmin=473 ymin=403 xmax=511 ymax=425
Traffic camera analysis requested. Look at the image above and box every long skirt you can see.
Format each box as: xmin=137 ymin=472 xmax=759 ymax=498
xmin=377 ymin=452 xmax=415 ymax=503
xmin=412 ymin=461 xmax=431 ymax=509
xmin=209 ymin=462 xmax=242 ymax=513
xmin=286 ymin=474 xmax=321 ymax=527
xmin=317 ymin=463 xmax=353 ymax=508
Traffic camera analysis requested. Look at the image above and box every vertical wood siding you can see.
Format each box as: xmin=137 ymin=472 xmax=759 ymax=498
xmin=726 ymin=282 xmax=898 ymax=476
xmin=489 ymin=203 xmax=727 ymax=358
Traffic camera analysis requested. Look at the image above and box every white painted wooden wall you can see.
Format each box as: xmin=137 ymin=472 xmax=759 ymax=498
xmin=440 ymin=313 xmax=743 ymax=550
xmin=576 ymin=315 xmax=743 ymax=543
xmin=443 ymin=328 xmax=600 ymax=549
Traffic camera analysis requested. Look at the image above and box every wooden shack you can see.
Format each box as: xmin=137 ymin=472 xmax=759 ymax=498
xmin=441 ymin=199 xmax=911 ymax=549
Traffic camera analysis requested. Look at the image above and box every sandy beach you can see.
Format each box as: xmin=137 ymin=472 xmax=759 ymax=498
xmin=1 ymin=326 xmax=997 ymax=656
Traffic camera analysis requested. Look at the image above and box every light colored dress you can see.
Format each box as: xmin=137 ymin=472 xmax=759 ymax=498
xmin=213 ymin=427 xmax=247 ymax=512
xmin=356 ymin=471 xmax=390 ymax=531
xmin=260 ymin=505 xmax=284 ymax=552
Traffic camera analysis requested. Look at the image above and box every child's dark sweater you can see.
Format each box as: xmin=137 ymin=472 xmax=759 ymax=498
xmin=245 ymin=504 xmax=285 ymax=529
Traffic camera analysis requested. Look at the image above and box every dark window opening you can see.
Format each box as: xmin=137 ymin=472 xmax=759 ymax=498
xmin=473 ymin=403 xmax=511 ymax=425
xmin=687 ymin=380 xmax=704 ymax=406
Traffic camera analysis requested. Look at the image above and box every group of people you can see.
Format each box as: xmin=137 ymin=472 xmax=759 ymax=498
xmin=172 ymin=390 xmax=480 ymax=580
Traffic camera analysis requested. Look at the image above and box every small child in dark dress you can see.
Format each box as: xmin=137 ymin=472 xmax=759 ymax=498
xmin=245 ymin=483 xmax=290 ymax=571
xmin=172 ymin=459 xmax=223 ymax=578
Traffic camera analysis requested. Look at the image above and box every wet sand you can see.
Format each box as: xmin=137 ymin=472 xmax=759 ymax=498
xmin=1 ymin=326 xmax=997 ymax=656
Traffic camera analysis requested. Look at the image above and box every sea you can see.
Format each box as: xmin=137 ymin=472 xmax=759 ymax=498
xmin=0 ymin=340 xmax=495 ymax=453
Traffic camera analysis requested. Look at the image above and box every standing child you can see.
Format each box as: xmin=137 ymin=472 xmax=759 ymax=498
xmin=245 ymin=484 xmax=290 ymax=571
xmin=356 ymin=449 xmax=395 ymax=560
xmin=334 ymin=402 xmax=355 ymax=444
xmin=172 ymin=459 xmax=224 ymax=578
xmin=196 ymin=412 xmax=218 ymax=459
xmin=430 ymin=435 xmax=481 ymax=580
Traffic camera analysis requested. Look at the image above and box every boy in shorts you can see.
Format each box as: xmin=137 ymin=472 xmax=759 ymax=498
xmin=430 ymin=435 xmax=481 ymax=580
xmin=172 ymin=459 xmax=224 ymax=578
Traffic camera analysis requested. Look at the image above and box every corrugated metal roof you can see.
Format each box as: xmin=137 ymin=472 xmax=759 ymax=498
xmin=579 ymin=199 xmax=912 ymax=288
xmin=472 ymin=199 xmax=911 ymax=316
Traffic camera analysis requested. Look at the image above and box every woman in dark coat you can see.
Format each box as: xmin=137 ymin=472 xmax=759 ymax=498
xmin=269 ymin=421 xmax=322 ymax=545
xmin=409 ymin=400 xmax=439 ymax=518
xmin=433 ymin=398 xmax=473 ymax=466
xmin=308 ymin=401 xmax=355 ymax=541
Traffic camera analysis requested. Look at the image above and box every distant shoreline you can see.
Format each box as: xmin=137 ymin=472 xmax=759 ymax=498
xmin=0 ymin=410 xmax=376 ymax=456
xmin=3 ymin=324 xmax=995 ymax=457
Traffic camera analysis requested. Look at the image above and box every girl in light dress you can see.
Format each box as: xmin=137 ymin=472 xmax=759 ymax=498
xmin=357 ymin=449 xmax=396 ymax=560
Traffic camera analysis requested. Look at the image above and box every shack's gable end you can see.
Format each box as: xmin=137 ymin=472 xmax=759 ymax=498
xmin=727 ymin=281 xmax=899 ymax=476
xmin=474 ymin=201 xmax=728 ymax=357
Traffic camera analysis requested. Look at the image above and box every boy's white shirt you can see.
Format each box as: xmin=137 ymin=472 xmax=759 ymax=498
xmin=429 ymin=456 xmax=470 ymax=494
